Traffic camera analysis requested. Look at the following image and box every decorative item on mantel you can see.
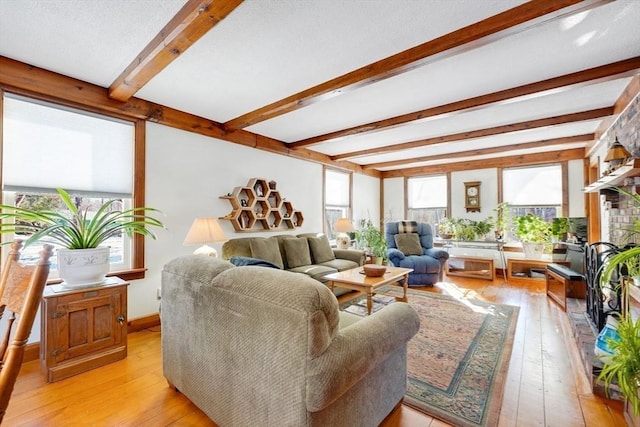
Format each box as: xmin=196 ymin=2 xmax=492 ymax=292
xmin=183 ymin=217 xmax=228 ymax=257
xmin=604 ymin=136 xmax=632 ymax=172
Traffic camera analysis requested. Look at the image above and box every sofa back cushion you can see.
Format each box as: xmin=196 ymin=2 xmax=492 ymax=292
xmin=283 ymin=238 xmax=312 ymax=268
xmin=250 ymin=238 xmax=284 ymax=269
xmin=307 ymin=235 xmax=336 ymax=264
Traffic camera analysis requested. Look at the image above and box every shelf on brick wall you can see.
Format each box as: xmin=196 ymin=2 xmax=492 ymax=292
xmin=584 ymin=158 xmax=640 ymax=193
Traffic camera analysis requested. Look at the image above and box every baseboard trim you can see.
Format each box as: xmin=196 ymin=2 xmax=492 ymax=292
xmin=22 ymin=313 xmax=161 ymax=365
xmin=127 ymin=313 xmax=161 ymax=333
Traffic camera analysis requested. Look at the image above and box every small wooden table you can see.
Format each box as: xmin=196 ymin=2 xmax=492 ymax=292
xmin=325 ymin=266 xmax=413 ymax=315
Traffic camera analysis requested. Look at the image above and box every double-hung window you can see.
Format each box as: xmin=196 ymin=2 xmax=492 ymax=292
xmin=407 ymin=175 xmax=447 ymax=231
xmin=1 ymin=93 xmax=143 ymax=279
xmin=502 ymin=164 xmax=562 ymax=239
xmin=324 ymin=168 xmax=351 ymax=238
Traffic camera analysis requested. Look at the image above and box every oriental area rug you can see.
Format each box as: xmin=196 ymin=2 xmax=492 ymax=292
xmin=340 ymin=285 xmax=519 ymax=427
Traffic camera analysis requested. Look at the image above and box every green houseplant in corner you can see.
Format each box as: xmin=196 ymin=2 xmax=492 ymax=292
xmin=0 ymin=188 xmax=165 ymax=286
xmin=597 ymin=186 xmax=640 ymax=417
xmin=355 ymin=219 xmax=387 ymax=264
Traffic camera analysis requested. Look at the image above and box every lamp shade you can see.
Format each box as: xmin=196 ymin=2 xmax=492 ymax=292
xmin=335 ymin=218 xmax=354 ymax=233
xmin=184 ymin=218 xmax=228 ymax=256
xmin=604 ymin=137 xmax=631 ymax=163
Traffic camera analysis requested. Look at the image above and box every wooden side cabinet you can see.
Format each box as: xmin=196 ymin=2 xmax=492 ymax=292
xmin=40 ymin=277 xmax=128 ymax=383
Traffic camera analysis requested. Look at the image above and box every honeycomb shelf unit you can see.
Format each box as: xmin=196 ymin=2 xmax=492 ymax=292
xmin=219 ymin=178 xmax=304 ymax=232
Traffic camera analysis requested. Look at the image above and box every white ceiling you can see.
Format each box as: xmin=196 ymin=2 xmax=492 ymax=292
xmin=1 ymin=0 xmax=639 ymax=174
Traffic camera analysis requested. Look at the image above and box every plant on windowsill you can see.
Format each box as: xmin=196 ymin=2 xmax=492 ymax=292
xmin=437 ymin=217 xmax=457 ymax=240
xmin=514 ymin=213 xmax=552 ymax=258
xmin=0 ymin=188 xmax=165 ymax=287
xmin=597 ymin=186 xmax=640 ymax=417
xmin=493 ymin=202 xmax=510 ymax=241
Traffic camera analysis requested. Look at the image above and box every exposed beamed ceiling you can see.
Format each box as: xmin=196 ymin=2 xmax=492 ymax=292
xmin=0 ymin=0 xmax=639 ymax=177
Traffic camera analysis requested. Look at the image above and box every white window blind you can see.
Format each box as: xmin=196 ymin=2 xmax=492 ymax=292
xmin=325 ymin=169 xmax=350 ymax=206
xmin=3 ymin=95 xmax=134 ymax=197
xmin=503 ymin=165 xmax=562 ymax=205
xmin=408 ymin=175 xmax=447 ymax=208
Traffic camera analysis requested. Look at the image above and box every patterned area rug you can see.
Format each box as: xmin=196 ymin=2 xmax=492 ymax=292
xmin=340 ymin=285 xmax=519 ymax=427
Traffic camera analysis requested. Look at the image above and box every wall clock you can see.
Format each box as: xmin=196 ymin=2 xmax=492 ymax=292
xmin=464 ymin=181 xmax=481 ymax=213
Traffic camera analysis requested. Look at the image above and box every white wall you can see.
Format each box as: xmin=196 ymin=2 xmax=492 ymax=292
xmin=352 ymin=173 xmax=380 ymax=227
xmin=568 ymin=159 xmax=586 ymax=217
xmin=383 ymin=177 xmax=404 ymax=223
xmin=131 ymin=123 xmax=381 ymax=318
xmin=450 ymin=169 xmax=497 ymax=222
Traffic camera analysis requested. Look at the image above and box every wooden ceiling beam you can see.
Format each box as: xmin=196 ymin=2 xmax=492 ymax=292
xmin=0 ymin=56 xmax=379 ymax=178
xmin=224 ymin=0 xmax=609 ymax=130
xmin=292 ymin=57 xmax=640 ymax=149
xmin=381 ymin=148 xmax=586 ymax=178
xmin=363 ymin=134 xmax=594 ymax=170
xmin=331 ymin=107 xmax=613 ymax=161
xmin=109 ymin=0 xmax=243 ymax=102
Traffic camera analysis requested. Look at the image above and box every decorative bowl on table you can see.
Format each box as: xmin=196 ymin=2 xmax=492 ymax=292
xmin=363 ymin=264 xmax=386 ymax=277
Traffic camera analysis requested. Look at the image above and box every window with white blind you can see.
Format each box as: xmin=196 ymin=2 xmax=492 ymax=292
xmin=1 ymin=94 xmax=143 ymax=278
xmin=502 ymin=164 xmax=562 ymax=239
xmin=407 ymin=175 xmax=447 ymax=232
xmin=324 ymin=168 xmax=351 ymax=238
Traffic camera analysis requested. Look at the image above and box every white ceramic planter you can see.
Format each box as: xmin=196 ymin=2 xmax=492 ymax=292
xmin=57 ymin=247 xmax=110 ymax=287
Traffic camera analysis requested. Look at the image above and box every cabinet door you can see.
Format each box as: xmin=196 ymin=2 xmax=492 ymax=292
xmin=51 ymin=288 xmax=125 ymax=363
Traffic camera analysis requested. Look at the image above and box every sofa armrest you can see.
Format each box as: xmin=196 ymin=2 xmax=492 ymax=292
xmin=424 ymin=247 xmax=449 ymax=261
xmin=333 ymin=249 xmax=365 ymax=265
xmin=306 ymin=303 xmax=420 ymax=411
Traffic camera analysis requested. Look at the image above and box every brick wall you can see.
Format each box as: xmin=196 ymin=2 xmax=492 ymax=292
xmin=602 ymin=93 xmax=640 ymax=246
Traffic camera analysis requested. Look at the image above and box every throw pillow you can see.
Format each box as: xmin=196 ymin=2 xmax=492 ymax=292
xmin=307 ymin=235 xmax=336 ymax=264
xmin=282 ymin=238 xmax=312 ymax=269
xmin=249 ymin=238 xmax=284 ymax=269
xmin=398 ymin=220 xmax=418 ymax=234
xmin=394 ymin=233 xmax=423 ymax=256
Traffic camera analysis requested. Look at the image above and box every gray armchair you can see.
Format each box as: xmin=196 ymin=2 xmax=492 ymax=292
xmin=385 ymin=221 xmax=449 ymax=286
xmin=161 ymin=255 xmax=420 ymax=427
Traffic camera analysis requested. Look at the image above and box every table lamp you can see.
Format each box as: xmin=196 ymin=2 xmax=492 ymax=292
xmin=183 ymin=217 xmax=228 ymax=257
xmin=334 ymin=218 xmax=354 ymax=249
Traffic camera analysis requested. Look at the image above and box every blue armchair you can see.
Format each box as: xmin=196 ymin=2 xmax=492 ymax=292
xmin=385 ymin=221 xmax=449 ymax=286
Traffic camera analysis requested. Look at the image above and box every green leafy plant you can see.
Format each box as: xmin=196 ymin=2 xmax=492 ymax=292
xmin=437 ymin=217 xmax=457 ymax=238
xmin=493 ymin=202 xmax=511 ymax=234
xmin=0 ymin=188 xmax=165 ymax=249
xmin=597 ymin=315 xmax=640 ymax=416
xmin=551 ymin=217 xmax=570 ymax=240
xmin=474 ymin=217 xmax=494 ymax=237
xmin=514 ymin=214 xmax=552 ymax=243
xmin=598 ymin=186 xmax=640 ymax=416
xmin=355 ymin=219 xmax=387 ymax=260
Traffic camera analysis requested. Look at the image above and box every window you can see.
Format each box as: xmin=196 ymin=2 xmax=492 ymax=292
xmin=324 ymin=168 xmax=351 ymax=238
xmin=502 ymin=164 xmax=562 ymax=239
xmin=1 ymin=93 xmax=145 ymax=280
xmin=407 ymin=175 xmax=447 ymax=232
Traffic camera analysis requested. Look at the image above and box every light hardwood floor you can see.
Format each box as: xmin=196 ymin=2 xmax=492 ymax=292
xmin=5 ymin=274 xmax=626 ymax=426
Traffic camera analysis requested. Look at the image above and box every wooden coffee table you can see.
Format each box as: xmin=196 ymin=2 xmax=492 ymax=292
xmin=325 ymin=266 xmax=413 ymax=315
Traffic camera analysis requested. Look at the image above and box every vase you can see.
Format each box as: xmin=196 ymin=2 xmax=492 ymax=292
xmin=57 ymin=247 xmax=110 ymax=287
xmin=522 ymin=242 xmax=545 ymax=259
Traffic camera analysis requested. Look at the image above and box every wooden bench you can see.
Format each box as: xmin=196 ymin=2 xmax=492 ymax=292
xmin=545 ymin=263 xmax=586 ymax=311
xmin=445 ymin=256 xmax=494 ymax=281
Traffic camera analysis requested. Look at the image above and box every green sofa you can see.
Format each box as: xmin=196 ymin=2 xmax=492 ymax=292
xmin=221 ymin=233 xmax=365 ymax=296
xmin=161 ymin=256 xmax=420 ymax=426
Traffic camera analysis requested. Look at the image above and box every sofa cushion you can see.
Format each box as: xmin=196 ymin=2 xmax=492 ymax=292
xmin=307 ymin=235 xmax=336 ymax=264
xmin=250 ymin=238 xmax=284 ymax=269
xmin=283 ymin=238 xmax=312 ymax=268
xmin=289 ymin=265 xmax=337 ymax=282
xmin=319 ymin=259 xmax=359 ymax=272
xmin=394 ymin=233 xmax=423 ymax=256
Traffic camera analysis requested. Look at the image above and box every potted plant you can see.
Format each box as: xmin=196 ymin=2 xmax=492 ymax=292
xmin=0 ymin=188 xmax=164 ymax=286
xmin=597 ymin=186 xmax=640 ymax=417
xmin=473 ymin=217 xmax=494 ymax=240
xmin=514 ymin=213 xmax=552 ymax=258
xmin=493 ymin=202 xmax=510 ymax=240
xmin=551 ymin=217 xmax=570 ymax=242
xmin=437 ymin=217 xmax=457 ymax=240
xmin=355 ymin=219 xmax=387 ymax=263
